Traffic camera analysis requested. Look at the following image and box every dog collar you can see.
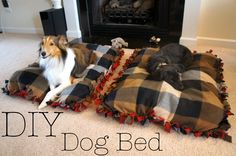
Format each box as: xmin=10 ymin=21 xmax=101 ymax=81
xmin=156 ymin=62 xmax=167 ymax=70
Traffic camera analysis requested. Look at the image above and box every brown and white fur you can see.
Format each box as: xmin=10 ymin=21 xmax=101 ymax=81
xmin=38 ymin=35 xmax=96 ymax=109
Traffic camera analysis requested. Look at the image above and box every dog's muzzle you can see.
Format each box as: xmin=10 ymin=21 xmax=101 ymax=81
xmin=41 ymin=51 xmax=46 ymax=57
xmin=40 ymin=51 xmax=50 ymax=59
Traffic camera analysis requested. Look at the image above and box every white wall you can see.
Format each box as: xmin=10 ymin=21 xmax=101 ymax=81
xmin=198 ymin=0 xmax=236 ymax=40
xmin=0 ymin=0 xmax=51 ymax=34
xmin=181 ymin=0 xmax=236 ymax=48
xmin=197 ymin=0 xmax=236 ymax=48
xmin=63 ymin=0 xmax=81 ymax=38
xmin=180 ymin=0 xmax=201 ymax=47
xmin=1 ymin=0 xmax=236 ymax=48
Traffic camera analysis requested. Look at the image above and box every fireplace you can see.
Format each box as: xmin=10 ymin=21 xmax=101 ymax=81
xmin=77 ymin=0 xmax=185 ymax=48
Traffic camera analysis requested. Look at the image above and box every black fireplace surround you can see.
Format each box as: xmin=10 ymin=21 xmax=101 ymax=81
xmin=77 ymin=0 xmax=185 ymax=48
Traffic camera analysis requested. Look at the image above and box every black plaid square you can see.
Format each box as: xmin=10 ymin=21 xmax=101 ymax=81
xmin=175 ymin=98 xmax=202 ymax=118
xmin=18 ymin=69 xmax=43 ymax=85
xmin=137 ymin=87 xmax=159 ymax=108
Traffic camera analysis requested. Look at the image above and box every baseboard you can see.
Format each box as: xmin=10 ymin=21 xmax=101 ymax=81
xmin=197 ymin=36 xmax=236 ymax=49
xmin=3 ymin=27 xmax=81 ymax=38
xmin=66 ymin=30 xmax=82 ymax=39
xmin=180 ymin=36 xmax=236 ymax=49
xmin=3 ymin=27 xmax=43 ymax=34
xmin=179 ymin=37 xmax=198 ymax=47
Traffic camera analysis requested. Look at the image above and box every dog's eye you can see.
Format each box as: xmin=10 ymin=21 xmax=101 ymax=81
xmin=50 ymin=42 xmax=54 ymax=46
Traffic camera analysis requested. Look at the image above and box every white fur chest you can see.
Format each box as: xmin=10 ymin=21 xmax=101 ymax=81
xmin=39 ymin=48 xmax=76 ymax=88
xmin=44 ymin=65 xmax=64 ymax=87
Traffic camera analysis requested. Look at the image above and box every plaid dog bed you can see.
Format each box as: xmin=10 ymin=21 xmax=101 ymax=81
xmin=100 ymin=48 xmax=232 ymax=142
xmin=2 ymin=43 xmax=120 ymax=111
xmin=2 ymin=43 xmax=232 ymax=142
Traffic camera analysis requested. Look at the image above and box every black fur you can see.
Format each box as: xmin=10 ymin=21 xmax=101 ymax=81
xmin=71 ymin=58 xmax=79 ymax=77
xmin=60 ymin=48 xmax=67 ymax=65
xmin=147 ymin=43 xmax=193 ymax=90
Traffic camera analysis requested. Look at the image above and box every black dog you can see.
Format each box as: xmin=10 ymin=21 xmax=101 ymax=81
xmin=147 ymin=43 xmax=193 ymax=90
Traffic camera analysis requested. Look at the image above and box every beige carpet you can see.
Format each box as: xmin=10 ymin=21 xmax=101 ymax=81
xmin=0 ymin=33 xmax=235 ymax=156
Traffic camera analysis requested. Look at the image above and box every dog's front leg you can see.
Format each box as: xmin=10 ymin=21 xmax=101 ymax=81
xmin=38 ymin=81 xmax=71 ymax=109
xmin=50 ymin=84 xmax=55 ymax=90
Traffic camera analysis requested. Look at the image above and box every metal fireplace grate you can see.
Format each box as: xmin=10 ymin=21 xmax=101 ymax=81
xmin=104 ymin=9 xmax=152 ymax=24
xmin=102 ymin=1 xmax=153 ymax=24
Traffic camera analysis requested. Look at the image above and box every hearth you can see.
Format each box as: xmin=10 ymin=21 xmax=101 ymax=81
xmin=77 ymin=0 xmax=185 ymax=48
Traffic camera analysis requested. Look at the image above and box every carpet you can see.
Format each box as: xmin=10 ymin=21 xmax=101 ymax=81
xmin=0 ymin=33 xmax=235 ymax=156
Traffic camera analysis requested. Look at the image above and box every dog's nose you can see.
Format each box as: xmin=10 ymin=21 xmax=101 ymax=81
xmin=41 ymin=52 xmax=46 ymax=57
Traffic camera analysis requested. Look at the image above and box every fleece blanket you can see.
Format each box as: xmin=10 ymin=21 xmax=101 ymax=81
xmin=98 ymin=48 xmax=232 ymax=142
xmin=2 ymin=43 xmax=121 ymax=111
xmin=2 ymin=45 xmax=232 ymax=142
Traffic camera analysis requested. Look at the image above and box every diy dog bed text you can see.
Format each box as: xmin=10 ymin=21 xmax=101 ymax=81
xmin=1 ymin=111 xmax=163 ymax=155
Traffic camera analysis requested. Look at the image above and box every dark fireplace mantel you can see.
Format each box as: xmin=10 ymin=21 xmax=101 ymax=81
xmin=77 ymin=0 xmax=185 ymax=48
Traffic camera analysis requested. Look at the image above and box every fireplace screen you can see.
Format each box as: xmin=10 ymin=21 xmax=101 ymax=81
xmin=103 ymin=0 xmax=155 ymax=24
xmin=90 ymin=0 xmax=157 ymax=25
xmin=79 ymin=0 xmax=185 ymax=45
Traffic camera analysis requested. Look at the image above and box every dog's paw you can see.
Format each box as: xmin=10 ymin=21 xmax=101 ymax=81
xmin=38 ymin=102 xmax=47 ymax=109
xmin=48 ymin=94 xmax=59 ymax=102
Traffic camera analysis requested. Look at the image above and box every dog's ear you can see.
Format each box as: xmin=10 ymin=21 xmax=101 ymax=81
xmin=38 ymin=37 xmax=45 ymax=55
xmin=39 ymin=36 xmax=46 ymax=50
xmin=165 ymin=70 xmax=184 ymax=90
xmin=58 ymin=35 xmax=68 ymax=45
xmin=38 ymin=41 xmax=42 ymax=51
xmin=53 ymin=35 xmax=68 ymax=50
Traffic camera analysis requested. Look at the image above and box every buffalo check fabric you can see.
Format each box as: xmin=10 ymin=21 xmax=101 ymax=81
xmin=53 ymin=44 xmax=119 ymax=109
xmin=3 ymin=66 xmax=48 ymax=102
xmin=101 ymin=48 xmax=232 ymax=142
xmin=3 ymin=45 xmax=232 ymax=142
xmin=3 ymin=43 xmax=120 ymax=111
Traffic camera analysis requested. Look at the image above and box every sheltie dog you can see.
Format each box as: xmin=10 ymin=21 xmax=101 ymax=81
xmin=38 ymin=35 xmax=97 ymax=109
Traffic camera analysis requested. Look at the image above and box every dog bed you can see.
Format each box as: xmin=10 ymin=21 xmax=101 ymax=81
xmin=2 ymin=44 xmax=233 ymax=142
xmin=2 ymin=43 xmax=121 ymax=112
xmin=96 ymin=48 xmax=232 ymax=142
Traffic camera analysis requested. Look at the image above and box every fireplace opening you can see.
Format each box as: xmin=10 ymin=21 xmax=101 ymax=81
xmin=77 ymin=0 xmax=185 ymax=48
xmin=100 ymin=0 xmax=155 ymax=25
